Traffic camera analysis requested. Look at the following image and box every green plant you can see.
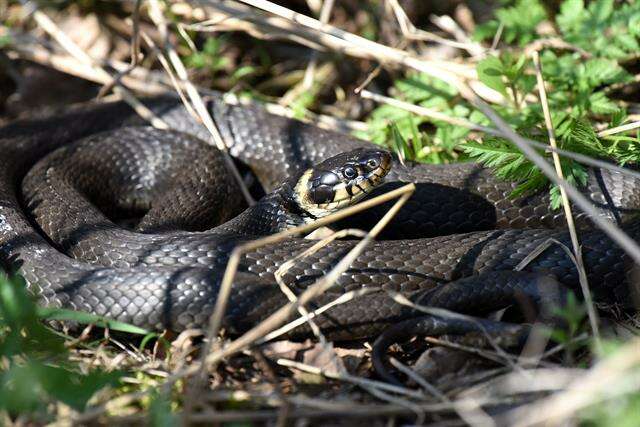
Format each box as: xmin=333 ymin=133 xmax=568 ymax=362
xmin=582 ymin=391 xmax=640 ymax=427
xmin=184 ymin=37 xmax=230 ymax=75
xmin=0 ymin=34 xmax=12 ymax=48
xmin=183 ymin=36 xmax=256 ymax=85
xmin=474 ymin=0 xmax=547 ymax=46
xmin=464 ymin=51 xmax=634 ymax=208
xmin=546 ymin=292 xmax=588 ymax=364
xmin=362 ymin=72 xmax=478 ymax=164
xmin=148 ymin=391 xmax=179 ymax=427
xmin=364 ymin=0 xmax=640 ymax=209
xmin=557 ymin=0 xmax=640 ymax=59
xmin=289 ymin=89 xmax=318 ymax=120
xmin=0 ymin=272 xmax=153 ymax=418
xmin=579 ymin=339 xmax=640 ymax=427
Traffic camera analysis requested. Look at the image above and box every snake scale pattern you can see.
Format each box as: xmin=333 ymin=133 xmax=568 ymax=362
xmin=1 ymin=94 xmax=639 ymax=346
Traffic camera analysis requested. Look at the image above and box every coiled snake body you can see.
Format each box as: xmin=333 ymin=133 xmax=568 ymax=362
xmin=1 ymin=95 xmax=639 ymax=351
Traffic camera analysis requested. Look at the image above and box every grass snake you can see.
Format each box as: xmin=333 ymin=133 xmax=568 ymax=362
xmin=1 ymin=94 xmax=639 ymax=380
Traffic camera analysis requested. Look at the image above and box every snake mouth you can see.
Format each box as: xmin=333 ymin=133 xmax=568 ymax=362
xmin=293 ymin=149 xmax=392 ymax=220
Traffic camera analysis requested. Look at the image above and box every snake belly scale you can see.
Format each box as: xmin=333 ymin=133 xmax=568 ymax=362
xmin=0 ymin=94 xmax=639 ymax=342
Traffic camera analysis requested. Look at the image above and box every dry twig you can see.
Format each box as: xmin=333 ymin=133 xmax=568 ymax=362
xmin=277 ymin=358 xmax=425 ymax=399
xmin=502 ymin=338 xmax=640 ymax=426
xmin=204 ymin=183 xmax=415 ymax=369
xmin=532 ymin=50 xmax=600 ymax=345
xmin=146 ymin=0 xmax=254 ymax=205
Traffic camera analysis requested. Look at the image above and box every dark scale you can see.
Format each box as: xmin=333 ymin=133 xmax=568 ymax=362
xmin=309 ymin=171 xmax=339 ymax=204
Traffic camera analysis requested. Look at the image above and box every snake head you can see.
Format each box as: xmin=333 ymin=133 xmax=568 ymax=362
xmin=293 ymin=148 xmax=392 ymax=220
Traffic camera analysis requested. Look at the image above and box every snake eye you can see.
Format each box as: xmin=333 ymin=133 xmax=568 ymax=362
xmin=366 ymin=159 xmax=379 ymax=169
xmin=343 ymin=166 xmax=357 ymax=179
